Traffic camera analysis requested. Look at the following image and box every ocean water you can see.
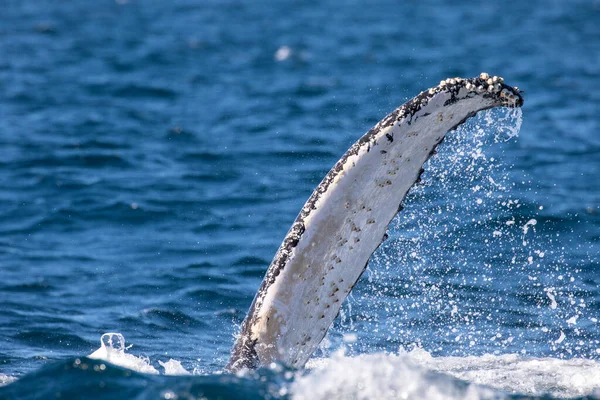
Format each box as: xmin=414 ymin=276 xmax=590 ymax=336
xmin=1 ymin=0 xmax=599 ymax=399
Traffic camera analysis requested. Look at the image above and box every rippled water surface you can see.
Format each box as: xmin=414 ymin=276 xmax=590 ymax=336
xmin=1 ymin=0 xmax=599 ymax=398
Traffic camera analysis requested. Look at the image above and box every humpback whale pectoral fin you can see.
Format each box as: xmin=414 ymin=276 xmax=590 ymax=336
xmin=227 ymin=73 xmax=523 ymax=371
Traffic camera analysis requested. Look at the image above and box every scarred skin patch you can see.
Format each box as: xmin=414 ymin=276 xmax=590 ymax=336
xmin=226 ymin=74 xmax=523 ymax=372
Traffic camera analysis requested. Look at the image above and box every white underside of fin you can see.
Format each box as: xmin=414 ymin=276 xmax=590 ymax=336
xmin=227 ymin=76 xmax=523 ymax=371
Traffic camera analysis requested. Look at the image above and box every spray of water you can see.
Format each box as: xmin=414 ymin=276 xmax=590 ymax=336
xmin=325 ymin=107 xmax=597 ymax=362
xmin=80 ymin=108 xmax=600 ymax=398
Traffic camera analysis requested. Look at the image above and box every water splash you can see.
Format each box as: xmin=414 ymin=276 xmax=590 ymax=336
xmin=88 ymin=333 xmax=161 ymax=375
xmin=298 ymin=348 xmax=600 ymax=399
xmin=325 ymin=107 xmax=597 ymax=361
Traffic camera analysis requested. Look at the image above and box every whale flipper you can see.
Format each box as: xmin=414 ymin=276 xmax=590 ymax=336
xmin=226 ymin=74 xmax=524 ymax=371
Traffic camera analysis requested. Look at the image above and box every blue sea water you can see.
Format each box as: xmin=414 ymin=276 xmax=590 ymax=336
xmin=0 ymin=0 xmax=599 ymax=398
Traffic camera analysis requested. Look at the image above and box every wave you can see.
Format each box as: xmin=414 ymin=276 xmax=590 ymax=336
xmin=4 ymin=332 xmax=596 ymax=399
xmin=300 ymin=349 xmax=600 ymax=399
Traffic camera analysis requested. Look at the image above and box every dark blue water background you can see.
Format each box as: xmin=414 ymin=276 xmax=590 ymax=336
xmin=0 ymin=0 xmax=598 ymax=398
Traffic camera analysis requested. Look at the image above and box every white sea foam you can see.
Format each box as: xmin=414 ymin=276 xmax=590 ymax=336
xmin=296 ymin=351 xmax=496 ymax=400
xmin=88 ymin=333 xmax=196 ymax=376
xmin=404 ymin=347 xmax=600 ymax=398
xmin=86 ymin=333 xmax=600 ymax=399
xmin=296 ymin=348 xmax=600 ymax=399
xmin=88 ymin=332 xmax=160 ymax=375
xmin=0 ymin=374 xmax=17 ymax=387
xmin=158 ymin=359 xmax=191 ymax=375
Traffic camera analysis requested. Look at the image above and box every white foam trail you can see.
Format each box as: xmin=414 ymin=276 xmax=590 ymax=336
xmin=297 ymin=349 xmax=600 ymax=399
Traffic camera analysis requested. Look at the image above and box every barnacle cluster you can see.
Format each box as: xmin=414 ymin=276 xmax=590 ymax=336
xmin=435 ymin=72 xmax=522 ymax=107
xmin=378 ymin=73 xmax=523 ymax=133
